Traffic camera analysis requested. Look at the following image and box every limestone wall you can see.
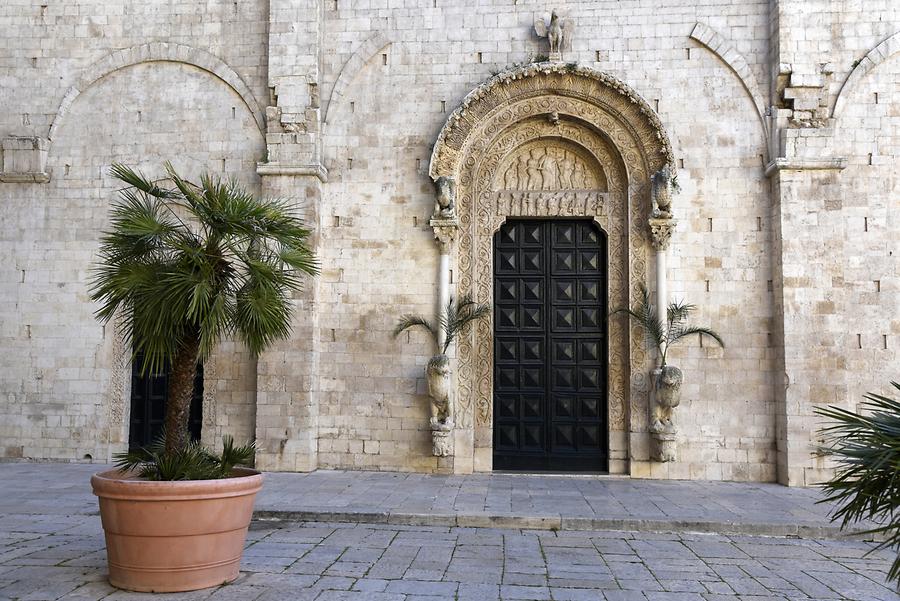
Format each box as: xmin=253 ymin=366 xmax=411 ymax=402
xmin=0 ymin=0 xmax=897 ymax=484
xmin=0 ymin=1 xmax=268 ymax=460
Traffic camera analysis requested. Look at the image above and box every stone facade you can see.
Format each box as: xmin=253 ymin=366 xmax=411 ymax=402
xmin=0 ymin=0 xmax=897 ymax=485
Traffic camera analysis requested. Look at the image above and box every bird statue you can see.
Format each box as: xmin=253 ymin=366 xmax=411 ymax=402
xmin=534 ymin=10 xmax=575 ymax=60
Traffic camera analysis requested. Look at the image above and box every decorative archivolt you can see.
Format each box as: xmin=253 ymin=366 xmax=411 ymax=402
xmin=429 ymin=62 xmax=674 ymax=182
xmin=49 ymin=43 xmax=265 ymax=141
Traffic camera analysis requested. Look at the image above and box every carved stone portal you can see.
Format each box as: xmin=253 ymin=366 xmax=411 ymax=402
xmin=428 ymin=62 xmax=673 ymax=472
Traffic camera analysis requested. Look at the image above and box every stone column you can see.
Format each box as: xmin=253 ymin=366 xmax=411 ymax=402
xmin=648 ymin=217 xmax=677 ymax=462
xmin=429 ymin=217 xmax=459 ymax=463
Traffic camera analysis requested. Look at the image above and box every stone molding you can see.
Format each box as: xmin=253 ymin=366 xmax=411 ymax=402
xmin=764 ymin=157 xmax=848 ymax=177
xmin=689 ymin=22 xmax=768 ymax=147
xmin=832 ymin=30 xmax=900 ymax=118
xmin=256 ymin=162 xmax=329 ymax=182
xmin=324 ymin=31 xmax=392 ymax=125
xmin=49 ymin=42 xmax=266 ymax=141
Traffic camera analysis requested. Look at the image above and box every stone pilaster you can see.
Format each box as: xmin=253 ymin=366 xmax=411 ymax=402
xmin=253 ymin=0 xmax=326 ymax=471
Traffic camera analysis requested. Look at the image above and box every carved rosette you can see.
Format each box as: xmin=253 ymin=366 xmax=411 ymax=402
xmin=649 ymin=218 xmax=677 ymax=252
xmin=428 ymin=63 xmax=672 ymax=467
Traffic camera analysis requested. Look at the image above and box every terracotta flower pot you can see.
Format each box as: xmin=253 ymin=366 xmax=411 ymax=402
xmin=91 ymin=468 xmax=263 ymax=592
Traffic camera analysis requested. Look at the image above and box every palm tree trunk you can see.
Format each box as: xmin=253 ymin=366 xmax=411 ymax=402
xmin=164 ymin=328 xmax=201 ymax=454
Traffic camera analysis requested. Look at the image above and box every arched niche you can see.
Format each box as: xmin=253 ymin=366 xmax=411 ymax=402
xmin=428 ymin=63 xmax=674 ymax=473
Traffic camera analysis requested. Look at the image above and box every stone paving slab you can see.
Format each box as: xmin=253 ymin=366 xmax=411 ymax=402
xmin=0 ymin=518 xmax=898 ymax=601
xmin=0 ymin=463 xmax=881 ymax=539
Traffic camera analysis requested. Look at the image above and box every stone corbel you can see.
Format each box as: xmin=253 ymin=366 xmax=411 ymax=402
xmin=0 ymin=137 xmax=50 ymax=183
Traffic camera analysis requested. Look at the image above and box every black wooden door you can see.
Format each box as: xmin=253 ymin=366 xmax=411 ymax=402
xmin=493 ymin=219 xmax=608 ymax=472
xmin=129 ymin=352 xmax=203 ymax=450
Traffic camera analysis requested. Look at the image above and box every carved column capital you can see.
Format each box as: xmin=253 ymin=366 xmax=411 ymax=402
xmin=649 ymin=217 xmax=677 ymax=252
xmin=430 ymin=217 xmax=459 ymax=254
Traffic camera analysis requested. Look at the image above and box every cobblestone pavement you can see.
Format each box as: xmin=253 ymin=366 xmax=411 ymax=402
xmin=1 ymin=518 xmax=898 ymax=601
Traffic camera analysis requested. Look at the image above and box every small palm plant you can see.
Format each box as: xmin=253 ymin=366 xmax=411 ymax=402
xmin=611 ymin=285 xmax=724 ymax=368
xmin=816 ymin=383 xmax=900 ymax=583
xmin=393 ymin=295 xmax=490 ymax=430
xmin=393 ymin=295 xmax=491 ymax=363
xmin=90 ymin=163 xmax=317 ymax=476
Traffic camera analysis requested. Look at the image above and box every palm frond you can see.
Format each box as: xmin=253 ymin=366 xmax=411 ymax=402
xmin=816 ymin=381 xmax=900 ymax=583
xmin=393 ymin=315 xmax=437 ymax=343
xmin=669 ymin=326 xmax=725 ymax=349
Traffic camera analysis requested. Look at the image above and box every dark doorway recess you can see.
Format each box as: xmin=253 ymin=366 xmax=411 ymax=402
xmin=128 ymin=351 xmax=203 ymax=450
xmin=493 ymin=219 xmax=608 ymax=472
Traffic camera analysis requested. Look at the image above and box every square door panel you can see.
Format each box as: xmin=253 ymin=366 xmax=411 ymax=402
xmin=521 ymin=280 xmax=542 ymax=301
xmin=554 ymin=396 xmax=575 ymax=418
xmin=579 ymin=308 xmax=601 ymax=330
xmin=579 ymin=340 xmax=601 ymax=363
xmin=578 ymin=425 xmax=601 ymax=448
xmin=579 ymin=397 xmax=601 ymax=419
xmin=553 ymin=251 xmax=575 ymax=272
xmin=553 ymin=424 xmax=575 ymax=449
xmin=579 ymin=281 xmax=600 ymax=302
xmin=554 ymin=341 xmax=575 ymax=362
xmin=521 ymin=306 xmax=542 ymax=329
xmin=523 ymin=424 xmax=544 ymax=449
xmin=497 ymin=395 xmax=517 ymax=418
xmin=498 ymin=225 xmax=517 ymax=246
xmin=522 ymin=223 xmax=543 ymax=245
xmin=553 ymin=308 xmax=575 ymax=330
xmin=553 ymin=368 xmax=575 ymax=390
xmin=553 ymin=223 xmax=575 ymax=246
xmin=497 ymin=250 xmax=517 ymax=273
xmin=579 ymin=225 xmax=600 ymax=245
xmin=521 ymin=368 xmax=543 ymax=389
xmin=522 ymin=395 xmax=542 ymax=418
xmin=579 ymin=368 xmax=601 ymax=391
xmin=522 ymin=250 xmax=543 ymax=272
xmin=580 ymin=251 xmax=601 ymax=272
xmin=521 ymin=338 xmax=543 ymax=362
xmin=497 ymin=280 xmax=517 ymax=302
xmin=496 ymin=338 xmax=517 ymax=362
xmin=496 ymin=306 xmax=517 ymax=329
xmin=496 ymin=367 xmax=518 ymax=390
xmin=497 ymin=425 xmax=518 ymax=448
xmin=553 ymin=281 xmax=575 ymax=303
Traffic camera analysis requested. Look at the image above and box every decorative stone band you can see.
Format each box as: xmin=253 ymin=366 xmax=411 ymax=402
xmin=493 ymin=190 xmax=607 ymax=218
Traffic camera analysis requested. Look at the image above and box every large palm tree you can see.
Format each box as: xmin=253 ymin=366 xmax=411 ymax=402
xmin=90 ymin=163 xmax=317 ymax=455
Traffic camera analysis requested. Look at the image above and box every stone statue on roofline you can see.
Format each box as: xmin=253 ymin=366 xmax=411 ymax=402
xmin=534 ymin=10 xmax=575 ymax=61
